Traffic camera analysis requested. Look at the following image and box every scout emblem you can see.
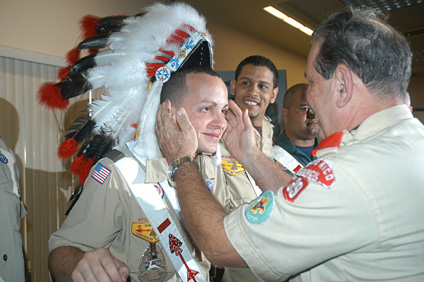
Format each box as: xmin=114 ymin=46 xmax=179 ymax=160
xmin=222 ymin=159 xmax=245 ymax=176
xmin=169 ymin=234 xmax=200 ymax=282
xmin=245 ymin=191 xmax=274 ymax=225
xmin=139 ymin=243 xmax=167 ymax=281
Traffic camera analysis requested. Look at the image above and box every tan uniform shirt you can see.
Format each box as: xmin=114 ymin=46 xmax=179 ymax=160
xmin=220 ymin=117 xmax=273 ymax=282
xmin=220 ymin=116 xmax=274 ymax=211
xmin=0 ymin=137 xmax=26 ymax=282
xmin=49 ymin=148 xmax=229 ymax=282
xmin=224 ymin=105 xmax=424 ymax=281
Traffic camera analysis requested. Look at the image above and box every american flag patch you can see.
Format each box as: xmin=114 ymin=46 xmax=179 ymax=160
xmin=91 ymin=163 xmax=111 ymax=184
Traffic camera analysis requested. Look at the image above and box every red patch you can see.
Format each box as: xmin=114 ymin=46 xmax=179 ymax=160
xmin=296 ymin=159 xmax=335 ymax=189
xmin=157 ymin=218 xmax=171 ymax=233
xmin=283 ymin=177 xmax=309 ymax=202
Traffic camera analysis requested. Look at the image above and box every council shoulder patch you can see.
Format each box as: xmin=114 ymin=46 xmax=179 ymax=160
xmin=245 ymin=190 xmax=274 ymax=225
xmin=295 ymin=159 xmax=335 ymax=189
xmin=283 ymin=177 xmax=309 ymax=202
xmin=222 ymin=159 xmax=245 ymax=176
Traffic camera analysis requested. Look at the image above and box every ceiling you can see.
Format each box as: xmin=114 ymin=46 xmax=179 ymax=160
xmin=183 ymin=0 xmax=424 ymax=82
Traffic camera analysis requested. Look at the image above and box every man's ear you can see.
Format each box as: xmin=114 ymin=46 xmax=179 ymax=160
xmin=335 ymin=64 xmax=353 ymax=108
xmin=270 ymin=87 xmax=279 ymax=104
xmin=282 ymin=108 xmax=289 ymax=123
xmin=230 ymin=78 xmax=236 ymax=97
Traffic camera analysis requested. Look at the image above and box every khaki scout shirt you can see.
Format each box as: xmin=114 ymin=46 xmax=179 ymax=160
xmin=220 ymin=116 xmax=274 ymax=211
xmin=49 ymin=148 xmax=228 ymax=282
xmin=219 ymin=117 xmax=273 ymax=282
xmin=224 ymin=105 xmax=424 ymax=281
xmin=0 ymin=137 xmax=26 ymax=282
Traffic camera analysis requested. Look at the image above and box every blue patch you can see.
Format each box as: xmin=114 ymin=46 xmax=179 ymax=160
xmin=0 ymin=153 xmax=8 ymax=164
xmin=206 ymin=180 xmax=213 ymax=192
xmin=245 ymin=190 xmax=274 ymax=225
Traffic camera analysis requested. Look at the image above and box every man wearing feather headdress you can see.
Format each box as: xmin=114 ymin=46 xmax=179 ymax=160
xmin=39 ymin=3 xmax=230 ymax=282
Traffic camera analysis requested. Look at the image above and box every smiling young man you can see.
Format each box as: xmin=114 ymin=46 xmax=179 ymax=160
xmin=49 ymin=67 xmax=230 ymax=282
xmin=211 ymin=55 xmax=279 ymax=282
xmin=219 ymin=55 xmax=279 ymax=211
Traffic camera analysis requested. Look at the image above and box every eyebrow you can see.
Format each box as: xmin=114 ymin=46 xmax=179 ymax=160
xmin=239 ymin=76 xmax=272 ymax=86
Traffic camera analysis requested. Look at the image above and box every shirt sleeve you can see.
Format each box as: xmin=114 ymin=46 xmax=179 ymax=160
xmin=224 ymin=160 xmax=379 ymax=281
xmin=48 ymin=158 xmax=125 ymax=252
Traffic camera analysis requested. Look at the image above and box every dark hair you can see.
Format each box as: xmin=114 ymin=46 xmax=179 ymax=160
xmin=235 ymin=55 xmax=279 ymax=88
xmin=311 ymin=7 xmax=412 ymax=99
xmin=160 ymin=66 xmax=221 ymax=107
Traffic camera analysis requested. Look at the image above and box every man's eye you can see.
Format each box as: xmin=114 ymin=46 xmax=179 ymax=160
xmin=259 ymin=84 xmax=268 ymax=90
xmin=300 ymin=107 xmax=309 ymax=112
xmin=201 ymin=107 xmax=210 ymax=112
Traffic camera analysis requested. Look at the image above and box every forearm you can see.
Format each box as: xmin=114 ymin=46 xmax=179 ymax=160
xmin=175 ymin=161 xmax=246 ymax=268
xmin=241 ymin=148 xmax=293 ymax=193
xmin=48 ymin=246 xmax=84 ymax=282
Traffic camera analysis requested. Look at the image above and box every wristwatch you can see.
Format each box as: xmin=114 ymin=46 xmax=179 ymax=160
xmin=167 ymin=156 xmax=195 ymax=181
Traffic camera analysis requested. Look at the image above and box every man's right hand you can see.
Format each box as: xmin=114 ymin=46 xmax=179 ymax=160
xmin=49 ymin=246 xmax=129 ymax=282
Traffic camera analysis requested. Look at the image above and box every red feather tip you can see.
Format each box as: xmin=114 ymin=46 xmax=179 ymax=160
xmin=80 ymin=15 xmax=101 ymax=39
xmin=66 ymin=47 xmax=80 ymax=65
xmin=70 ymin=155 xmax=84 ymax=175
xmin=57 ymin=65 xmax=71 ymax=81
xmin=37 ymin=82 xmax=69 ymax=110
xmin=58 ymin=138 xmax=79 ymax=159
xmin=78 ymin=157 xmax=95 ymax=186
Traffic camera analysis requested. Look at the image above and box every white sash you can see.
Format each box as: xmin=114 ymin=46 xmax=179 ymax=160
xmin=114 ymin=156 xmax=206 ymax=282
xmin=272 ymin=145 xmax=303 ymax=175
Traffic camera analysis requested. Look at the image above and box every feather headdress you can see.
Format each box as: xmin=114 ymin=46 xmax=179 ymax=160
xmin=37 ymin=2 xmax=214 ymax=195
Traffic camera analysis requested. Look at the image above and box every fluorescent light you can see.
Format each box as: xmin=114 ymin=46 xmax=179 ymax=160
xmin=264 ymin=6 xmax=314 ymax=36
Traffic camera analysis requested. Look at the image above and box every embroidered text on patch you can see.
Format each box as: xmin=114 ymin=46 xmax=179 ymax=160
xmin=283 ymin=177 xmax=309 ymax=202
xmin=295 ymin=159 xmax=335 ymax=188
xmin=91 ymin=163 xmax=111 ymax=184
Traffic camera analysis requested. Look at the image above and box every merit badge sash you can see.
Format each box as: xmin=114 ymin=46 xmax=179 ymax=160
xmin=272 ymin=145 xmax=303 ymax=175
xmin=115 ymin=157 xmax=206 ymax=282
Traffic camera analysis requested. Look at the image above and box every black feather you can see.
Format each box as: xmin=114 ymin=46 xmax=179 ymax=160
xmin=65 ymin=112 xmax=97 ymax=143
xmin=79 ymin=133 xmax=114 ymax=164
xmin=77 ymin=33 xmax=112 ymax=52
xmin=58 ymin=74 xmax=93 ymax=100
xmin=96 ymin=15 xmax=129 ymax=33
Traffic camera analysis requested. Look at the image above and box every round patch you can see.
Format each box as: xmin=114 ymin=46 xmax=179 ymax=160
xmin=245 ymin=190 xmax=274 ymax=225
xmin=155 ymin=67 xmax=171 ymax=83
xmin=0 ymin=153 xmax=8 ymax=164
xmin=206 ymin=180 xmax=213 ymax=192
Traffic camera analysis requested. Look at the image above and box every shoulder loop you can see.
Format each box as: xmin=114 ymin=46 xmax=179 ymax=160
xmin=104 ymin=149 xmax=126 ymax=162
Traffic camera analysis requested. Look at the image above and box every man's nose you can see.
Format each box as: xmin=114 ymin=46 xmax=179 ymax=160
xmin=212 ymin=112 xmax=227 ymax=130
xmin=307 ymin=108 xmax=317 ymax=119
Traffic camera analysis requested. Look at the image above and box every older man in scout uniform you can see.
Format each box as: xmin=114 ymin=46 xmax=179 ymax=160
xmin=39 ymin=3 xmax=230 ymax=281
xmin=155 ymin=6 xmax=424 ymax=282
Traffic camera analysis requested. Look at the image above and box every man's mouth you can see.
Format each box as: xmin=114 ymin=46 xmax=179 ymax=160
xmin=243 ymin=100 xmax=259 ymax=106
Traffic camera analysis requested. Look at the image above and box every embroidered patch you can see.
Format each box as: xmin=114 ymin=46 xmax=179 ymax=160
xmin=222 ymin=159 xmax=245 ymax=176
xmin=245 ymin=190 xmax=274 ymax=225
xmin=157 ymin=218 xmax=171 ymax=234
xmin=206 ymin=180 xmax=213 ymax=192
xmin=132 ymin=222 xmax=159 ymax=243
xmin=139 ymin=243 xmax=167 ymax=280
xmin=283 ymin=177 xmax=309 ymax=202
xmin=0 ymin=153 xmax=8 ymax=164
xmin=91 ymin=163 xmax=111 ymax=184
xmin=295 ymin=159 xmax=335 ymax=189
